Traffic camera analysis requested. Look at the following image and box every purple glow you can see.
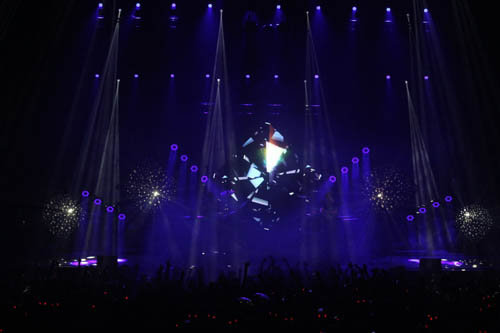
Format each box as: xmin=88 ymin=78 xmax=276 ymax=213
xmin=117 ymin=258 xmax=128 ymax=263
xmin=352 ymin=6 xmax=357 ymax=11
xmin=171 ymin=3 xmax=176 ymax=9
xmin=82 ymin=190 xmax=90 ymax=197
xmin=362 ymin=147 xmax=370 ymax=154
xmin=386 ymin=75 xmax=391 ymax=80
xmin=170 ymin=144 xmax=178 ymax=151
xmin=94 ymin=199 xmax=102 ymax=206
xmin=208 ymin=3 xmax=213 ymax=8
xmin=407 ymin=215 xmax=415 ymax=222
xmin=352 ymin=157 xmax=360 ymax=164
xmin=190 ymin=165 xmax=199 ymax=173
xmin=201 ymin=175 xmax=209 ymax=183
xmin=341 ymin=167 xmax=349 ymax=174
xmin=98 ymin=3 xmax=103 ymax=8
xmin=170 ymin=74 xmax=175 ymax=78
xmin=386 ymin=7 xmax=391 ymax=12
xmin=136 ymin=3 xmax=141 ymax=8
xmin=316 ymin=5 xmax=321 ymax=10
xmin=314 ymin=74 xmax=319 ymax=79
xmin=432 ymin=202 xmax=440 ymax=208
xmin=95 ymin=74 xmax=100 ymax=78
xmin=106 ymin=206 xmax=114 ymax=213
xmin=180 ymin=155 xmax=188 ymax=162
xmin=277 ymin=4 xmax=281 ymax=10
xmin=424 ymin=75 xmax=429 ymax=80
xmin=205 ymin=74 xmax=210 ymax=78
xmin=134 ymin=74 xmax=139 ymax=78
xmin=445 ymin=195 xmax=453 ymax=202
xmin=329 ymin=176 xmax=337 ymax=183
xmin=424 ymin=8 xmax=429 ymax=13
xmin=245 ymin=74 xmax=250 ymax=79
xmin=274 ymin=74 xmax=279 ymax=79
xmin=118 ymin=213 xmax=126 ymax=221
xmin=419 ymin=207 xmax=427 ymax=214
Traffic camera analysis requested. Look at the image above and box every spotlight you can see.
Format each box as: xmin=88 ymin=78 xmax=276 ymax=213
xmin=95 ymin=74 xmax=100 ymax=78
xmin=205 ymin=74 xmax=210 ymax=78
xmin=208 ymin=3 xmax=213 ymax=9
xmin=352 ymin=6 xmax=357 ymax=12
xmin=98 ymin=3 xmax=103 ymax=8
xmin=419 ymin=207 xmax=427 ymax=214
xmin=352 ymin=157 xmax=360 ymax=164
xmin=329 ymin=176 xmax=337 ymax=183
xmin=407 ymin=215 xmax=415 ymax=222
xmin=245 ymin=74 xmax=250 ymax=79
xmin=341 ymin=167 xmax=349 ymax=174
xmin=386 ymin=75 xmax=391 ymax=80
xmin=106 ymin=206 xmax=114 ymax=213
xmin=362 ymin=147 xmax=370 ymax=154
xmin=82 ymin=190 xmax=90 ymax=197
xmin=94 ymin=199 xmax=102 ymax=206
xmin=170 ymin=74 xmax=175 ymax=78
xmin=118 ymin=213 xmax=126 ymax=221
xmin=424 ymin=8 xmax=429 ymax=13
xmin=190 ymin=165 xmax=199 ymax=173
xmin=171 ymin=3 xmax=176 ymax=9
xmin=445 ymin=195 xmax=453 ymax=202
xmin=170 ymin=144 xmax=178 ymax=151
xmin=134 ymin=74 xmax=139 ymax=78
xmin=424 ymin=75 xmax=429 ymax=80
xmin=201 ymin=175 xmax=209 ymax=183
xmin=316 ymin=5 xmax=321 ymax=10
xmin=136 ymin=3 xmax=141 ymax=8
xmin=180 ymin=155 xmax=188 ymax=162
xmin=386 ymin=7 xmax=391 ymax=12
xmin=277 ymin=4 xmax=281 ymax=10
xmin=274 ymin=74 xmax=279 ymax=79
xmin=314 ymin=74 xmax=319 ymax=79
xmin=432 ymin=202 xmax=440 ymax=208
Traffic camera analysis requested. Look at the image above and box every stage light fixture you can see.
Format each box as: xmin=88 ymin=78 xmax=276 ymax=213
xmin=134 ymin=74 xmax=139 ymax=78
xmin=386 ymin=7 xmax=391 ymax=12
xmin=316 ymin=5 xmax=321 ymax=10
xmin=190 ymin=165 xmax=199 ymax=173
xmin=170 ymin=74 xmax=175 ymax=78
xmin=362 ymin=147 xmax=370 ymax=154
xmin=205 ymin=74 xmax=210 ymax=78
xmin=352 ymin=157 xmax=360 ymax=164
xmin=136 ymin=3 xmax=141 ymax=8
xmin=419 ymin=207 xmax=427 ymax=214
xmin=424 ymin=75 xmax=429 ymax=80
xmin=180 ymin=155 xmax=188 ymax=162
xmin=208 ymin=3 xmax=213 ymax=8
xmin=277 ymin=4 xmax=281 ymax=10
xmin=94 ymin=199 xmax=102 ymax=205
xmin=95 ymin=74 xmax=100 ymax=78
xmin=82 ymin=190 xmax=90 ymax=197
xmin=106 ymin=206 xmax=114 ymax=213
xmin=245 ymin=74 xmax=250 ymax=79
xmin=386 ymin=75 xmax=391 ymax=80
xmin=170 ymin=144 xmax=178 ymax=151
xmin=341 ymin=167 xmax=349 ymax=174
xmin=98 ymin=3 xmax=103 ymax=8
xmin=201 ymin=176 xmax=209 ymax=183
xmin=432 ymin=202 xmax=440 ymax=208
xmin=171 ymin=3 xmax=176 ymax=9
xmin=118 ymin=213 xmax=126 ymax=221
xmin=274 ymin=74 xmax=279 ymax=79
xmin=329 ymin=176 xmax=337 ymax=183
xmin=314 ymin=74 xmax=319 ymax=79
xmin=407 ymin=215 xmax=415 ymax=221
xmin=424 ymin=8 xmax=429 ymax=13
xmin=445 ymin=195 xmax=453 ymax=202
xmin=352 ymin=6 xmax=357 ymax=11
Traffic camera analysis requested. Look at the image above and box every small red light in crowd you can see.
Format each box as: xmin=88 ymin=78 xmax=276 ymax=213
xmin=430 ymin=317 xmax=433 ymax=321
xmin=324 ymin=314 xmax=327 ymax=318
xmin=318 ymin=314 xmax=321 ymax=318
xmin=212 ymin=315 xmax=216 ymax=319
xmin=56 ymin=303 xmax=60 ymax=307
xmin=274 ymin=313 xmax=278 ymax=317
xmin=38 ymin=301 xmax=41 ymax=305
xmin=362 ymin=299 xmax=366 ymax=303
xmin=194 ymin=314 xmax=198 ymax=318
xmin=208 ymin=314 xmax=211 ymax=318
xmin=43 ymin=302 xmax=47 ymax=306
xmin=13 ymin=305 xmax=17 ymax=309
xmin=104 ymin=291 xmax=108 ymax=295
xmin=425 ymin=324 xmax=428 ymax=329
xmin=188 ymin=314 xmax=191 ymax=318
xmin=228 ymin=321 xmax=232 ymax=325
xmin=434 ymin=316 xmax=438 ymax=320
xmin=480 ymin=307 xmax=483 ymax=312
xmin=175 ymin=324 xmax=179 ymax=328
xmin=290 ymin=317 xmax=294 ymax=321
xmin=234 ymin=319 xmax=238 ymax=323
xmin=269 ymin=312 xmax=272 ymax=316
xmin=284 ymin=317 xmax=288 ymax=321
xmin=91 ymin=304 xmax=96 ymax=309
xmin=124 ymin=296 xmax=128 ymax=300
xmin=356 ymin=300 xmax=360 ymax=303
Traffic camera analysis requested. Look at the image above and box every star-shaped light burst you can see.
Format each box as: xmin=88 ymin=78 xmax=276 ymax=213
xmin=43 ymin=195 xmax=82 ymax=238
xmin=126 ymin=163 xmax=175 ymax=211
xmin=363 ymin=168 xmax=412 ymax=212
xmin=456 ymin=204 xmax=493 ymax=242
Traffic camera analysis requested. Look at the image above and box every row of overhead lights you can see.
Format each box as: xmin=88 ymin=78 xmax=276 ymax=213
xmin=94 ymin=74 xmax=431 ymax=80
xmin=81 ymin=190 xmax=127 ymax=220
